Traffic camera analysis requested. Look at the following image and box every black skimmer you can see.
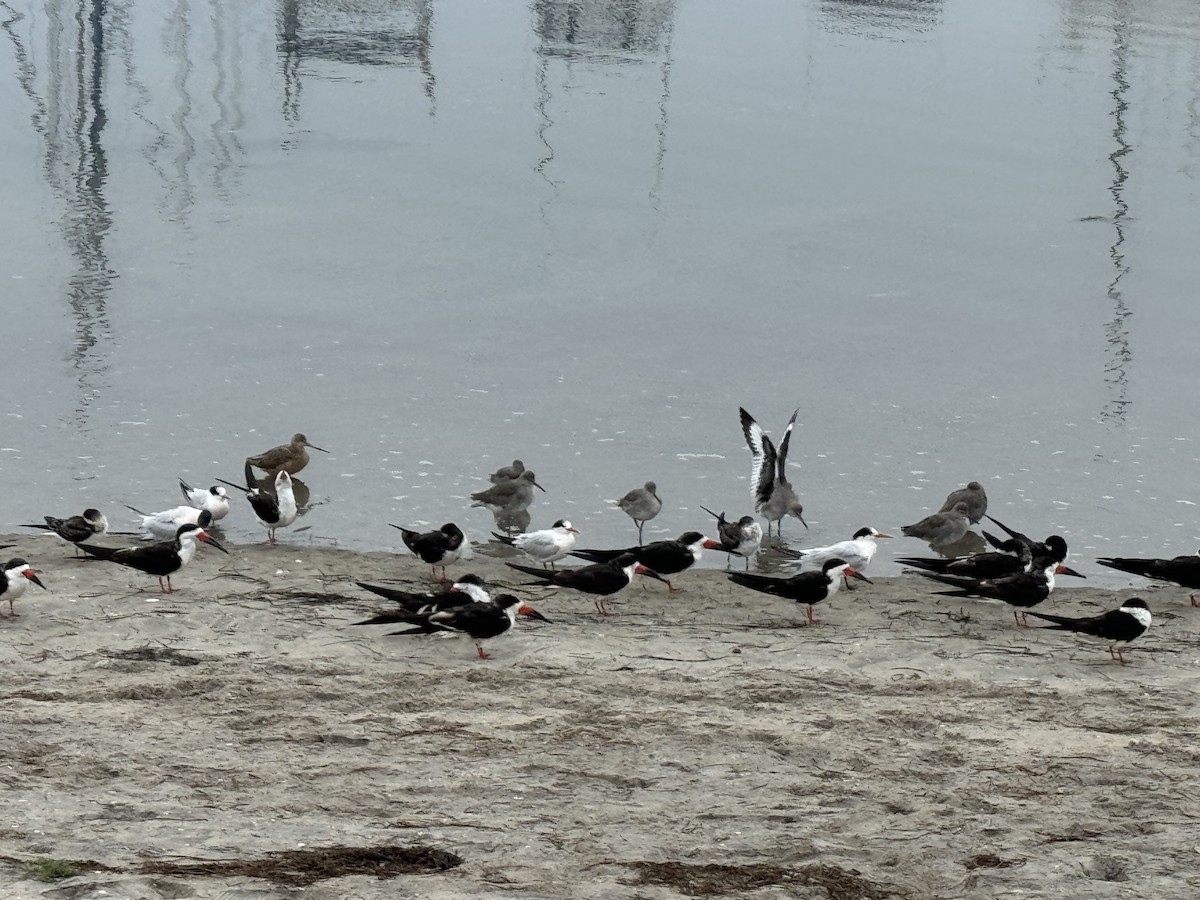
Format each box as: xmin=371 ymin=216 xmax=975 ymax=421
xmin=570 ymin=532 xmax=719 ymax=592
xmin=901 ymin=502 xmax=971 ymax=548
xmin=699 ymin=506 xmax=762 ymax=570
xmin=383 ymin=594 xmax=551 ymax=660
xmin=489 ymin=459 xmax=526 ymax=483
xmin=739 ymin=407 xmax=806 ymax=536
xmin=794 ymin=527 xmax=893 ymax=573
xmin=917 ymin=556 xmax=1082 ymax=626
xmin=982 ymin=516 xmax=1071 ymax=564
xmin=20 ymin=509 xmax=108 ymax=555
xmin=78 ymin=523 xmax=228 ymax=593
xmin=1097 ymin=550 xmax=1200 ymax=607
xmin=1026 ymin=598 xmax=1151 ymax=664
xmin=217 ymin=469 xmax=298 ymax=543
xmin=353 ymin=575 xmax=495 ymax=624
xmin=0 ymin=559 xmax=47 ymax=616
xmin=179 ymin=479 xmax=231 ymax=521
xmin=617 ymin=481 xmax=662 ymax=545
xmin=507 ymin=552 xmax=667 ymax=615
xmin=125 ymin=504 xmax=214 ymax=541
xmin=491 ymin=519 xmax=579 ymax=569
xmin=937 ymin=482 xmax=988 ymax=524
xmin=898 ymin=539 xmax=1035 ymax=580
xmin=393 ymin=522 xmax=467 ymax=582
xmin=246 ymin=432 xmax=328 ymax=477
xmin=471 ymin=470 xmax=545 ymax=518
xmin=728 ymin=558 xmax=870 ymax=625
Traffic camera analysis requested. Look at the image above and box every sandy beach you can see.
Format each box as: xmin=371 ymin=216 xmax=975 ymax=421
xmin=0 ymin=531 xmax=1198 ymax=899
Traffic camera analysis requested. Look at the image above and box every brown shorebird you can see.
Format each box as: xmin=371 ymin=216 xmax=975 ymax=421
xmin=937 ymin=481 xmax=988 ymax=524
xmin=902 ymin=502 xmax=972 ymax=548
xmin=618 ymin=481 xmax=662 ymax=545
xmin=488 ymin=459 xmax=526 ymax=483
xmin=245 ymin=433 xmax=328 ymax=476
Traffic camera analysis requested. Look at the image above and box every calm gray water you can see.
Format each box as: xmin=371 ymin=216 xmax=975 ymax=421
xmin=4 ymin=0 xmax=1200 ymax=581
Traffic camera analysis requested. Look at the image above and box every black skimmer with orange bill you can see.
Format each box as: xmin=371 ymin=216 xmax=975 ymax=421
xmin=937 ymin=481 xmax=988 ymax=524
xmin=384 ymin=593 xmax=551 ymax=659
xmin=794 ymin=527 xmax=893 ymax=573
xmin=77 ymin=523 xmax=228 ymax=594
xmin=1027 ymin=598 xmax=1151 ymax=664
xmin=901 ymin=502 xmax=972 ymax=548
xmin=739 ymin=407 xmax=806 ymax=536
xmin=918 ymin=556 xmax=1082 ymax=626
xmin=393 ymin=522 xmax=466 ymax=582
xmin=507 ymin=552 xmax=667 ymax=615
xmin=982 ymin=516 xmax=1071 ymax=564
xmin=217 ymin=468 xmax=298 ymax=543
xmin=898 ymin=539 xmax=1035 ymax=580
xmin=246 ymin=432 xmax=328 ymax=477
xmin=569 ymin=532 xmax=720 ymax=593
xmin=20 ymin=509 xmax=109 ymax=555
xmin=179 ymin=479 xmax=231 ymax=521
xmin=125 ymin=504 xmax=213 ymax=541
xmin=491 ymin=519 xmax=579 ymax=569
xmin=729 ymin=558 xmax=870 ymax=625
xmin=700 ymin=506 xmax=762 ymax=570
xmin=489 ymin=459 xmax=526 ymax=483
xmin=0 ymin=558 xmax=47 ymax=616
xmin=1097 ymin=550 xmax=1200 ymax=607
xmin=617 ymin=481 xmax=662 ymax=545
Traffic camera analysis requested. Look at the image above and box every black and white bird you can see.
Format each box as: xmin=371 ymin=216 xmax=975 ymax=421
xmin=793 ymin=527 xmax=892 ymax=573
xmin=617 ymin=482 xmax=662 ymax=545
xmin=569 ymin=532 xmax=719 ymax=593
xmin=393 ymin=522 xmax=467 ymax=582
xmin=729 ymin=558 xmax=870 ymax=625
xmin=0 ymin=558 xmax=47 ymax=616
xmin=982 ymin=516 xmax=1071 ymax=564
xmin=179 ymin=479 xmax=231 ymax=521
xmin=918 ymin=556 xmax=1082 ymax=626
xmin=508 ymin=552 xmax=667 ymax=616
xmin=20 ymin=508 xmax=108 ymax=554
xmin=739 ymin=407 xmax=806 ymax=536
xmin=898 ymin=539 xmax=1035 ymax=580
xmin=355 ymin=573 xmax=491 ymax=613
xmin=1097 ymin=550 xmax=1200 ymax=608
xmin=125 ymin=504 xmax=214 ymax=541
xmin=938 ymin=481 xmax=988 ymax=524
xmin=383 ymin=593 xmax=551 ymax=660
xmin=217 ymin=469 xmax=298 ymax=543
xmin=78 ymin=523 xmax=228 ymax=593
xmin=492 ymin=520 xmax=579 ymax=569
xmin=1027 ymin=598 xmax=1151 ymax=665
xmin=700 ymin=506 xmax=762 ymax=569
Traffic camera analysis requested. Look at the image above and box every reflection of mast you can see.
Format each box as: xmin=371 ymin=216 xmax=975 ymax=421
xmin=165 ymin=0 xmax=197 ymax=223
xmin=649 ymin=14 xmax=673 ymax=209
xmin=278 ymin=0 xmax=302 ymax=127
xmin=3 ymin=0 xmax=116 ymax=426
xmin=1100 ymin=8 xmax=1132 ymax=424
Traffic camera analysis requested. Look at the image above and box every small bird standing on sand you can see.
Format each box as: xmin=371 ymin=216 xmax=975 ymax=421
xmin=729 ymin=558 xmax=870 ymax=625
xmin=125 ymin=504 xmax=213 ymax=541
xmin=570 ymin=532 xmax=720 ymax=593
xmin=937 ymin=482 xmax=988 ymax=524
xmin=78 ymin=523 xmax=228 ymax=593
xmin=1027 ymin=598 xmax=1151 ymax=664
xmin=739 ymin=407 xmax=807 ymax=536
xmin=179 ymin=480 xmax=231 ymax=521
xmin=917 ymin=556 xmax=1083 ymax=627
xmin=246 ymin=433 xmax=328 ymax=477
xmin=20 ymin=509 xmax=108 ymax=555
xmin=0 ymin=559 xmax=47 ymax=616
xmin=508 ymin=553 xmax=667 ymax=616
xmin=794 ymin=527 xmax=893 ymax=574
xmin=618 ymin=481 xmax=662 ymax=545
xmin=492 ymin=520 xmax=580 ymax=570
xmin=700 ymin=506 xmax=762 ymax=570
xmin=1098 ymin=548 xmax=1200 ymax=608
xmin=393 ymin=522 xmax=467 ymax=582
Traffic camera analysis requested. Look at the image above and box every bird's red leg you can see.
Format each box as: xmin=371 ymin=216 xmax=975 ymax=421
xmin=666 ymin=579 xmax=680 ymax=594
xmin=594 ymin=597 xmax=609 ymax=617
xmin=805 ymin=605 xmax=815 ymax=625
xmin=1191 ymin=593 xmax=1199 ymax=608
xmin=475 ymin=641 xmax=492 ymax=660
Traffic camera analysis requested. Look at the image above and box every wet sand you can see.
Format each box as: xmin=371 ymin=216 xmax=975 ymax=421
xmin=0 ymin=532 xmax=1198 ymax=899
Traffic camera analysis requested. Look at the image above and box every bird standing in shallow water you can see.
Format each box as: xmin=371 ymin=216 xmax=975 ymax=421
xmin=618 ymin=481 xmax=662 ymax=545
xmin=938 ymin=481 xmax=988 ymax=524
xmin=739 ymin=407 xmax=806 ymax=536
xmin=217 ymin=469 xmax=299 ymax=544
xmin=245 ymin=433 xmax=328 ymax=477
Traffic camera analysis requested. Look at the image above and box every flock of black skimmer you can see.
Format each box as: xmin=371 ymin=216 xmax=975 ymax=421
xmin=0 ymin=411 xmax=1185 ymax=664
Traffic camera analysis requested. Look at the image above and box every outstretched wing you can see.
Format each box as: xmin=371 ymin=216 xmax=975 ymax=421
xmin=776 ymin=408 xmax=799 ymax=476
